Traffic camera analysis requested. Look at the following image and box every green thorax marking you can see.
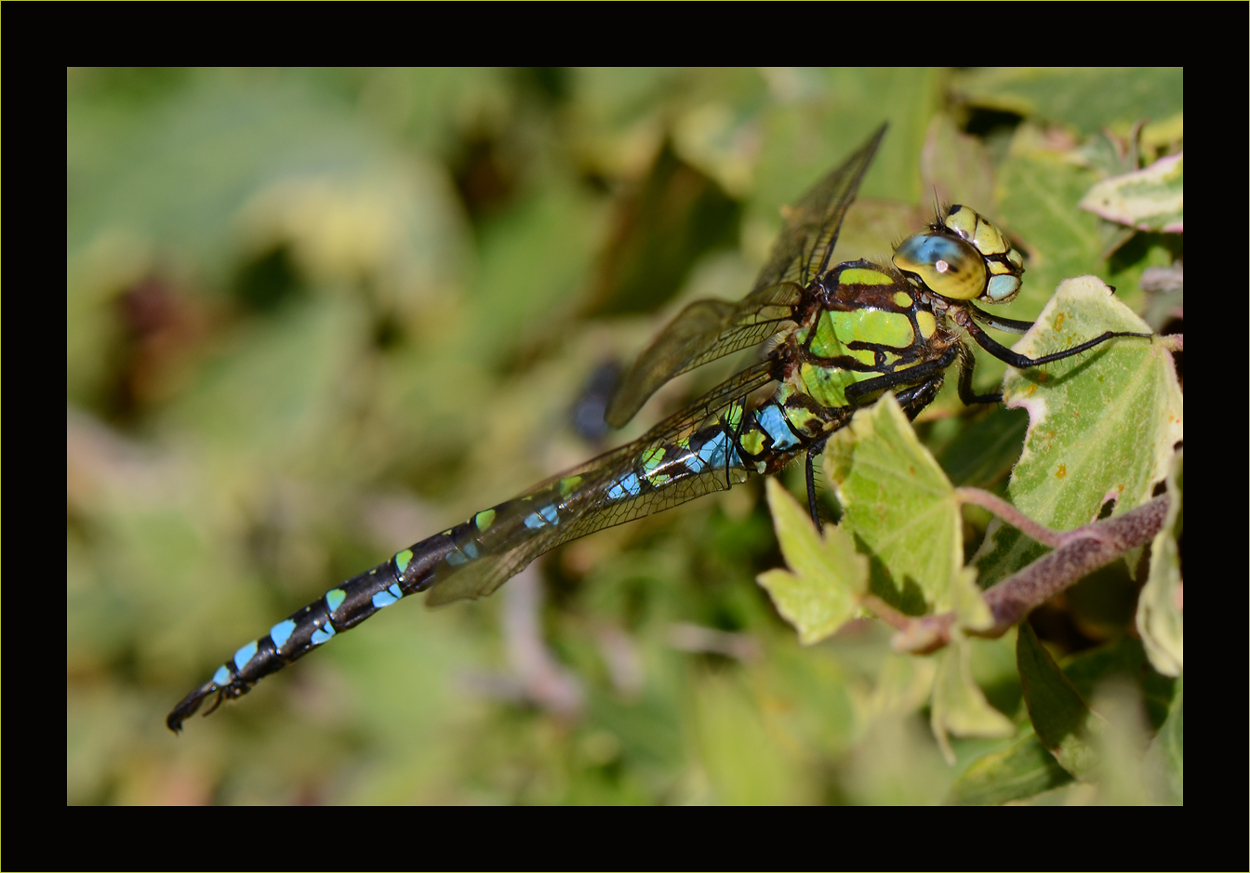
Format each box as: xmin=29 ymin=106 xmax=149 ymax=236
xmin=788 ymin=261 xmax=941 ymax=411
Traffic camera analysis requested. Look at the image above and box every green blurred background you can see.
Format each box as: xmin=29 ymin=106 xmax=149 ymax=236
xmin=67 ymin=67 xmax=1182 ymax=804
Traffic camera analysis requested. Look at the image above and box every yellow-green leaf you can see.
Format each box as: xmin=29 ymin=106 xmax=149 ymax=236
xmin=824 ymin=394 xmax=967 ymax=617
xmin=976 ymin=277 xmax=1182 ymax=588
xmin=1079 ymin=152 xmax=1183 ymax=233
xmin=1137 ymin=451 xmax=1183 ymax=676
xmin=757 ymin=478 xmax=867 ymax=645
xmin=930 ymin=632 xmax=1015 ymax=764
xmin=946 ymin=728 xmax=1073 ymax=805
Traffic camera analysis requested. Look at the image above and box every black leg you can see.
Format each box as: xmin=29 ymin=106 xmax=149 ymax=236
xmin=965 ymin=303 xmax=1034 ymax=335
xmin=960 ymin=316 xmax=1150 ymax=370
xmin=955 ymin=341 xmax=1001 ymax=406
xmin=805 ymin=441 xmax=827 ymax=532
xmin=844 ymin=346 xmax=959 ymax=406
xmin=897 ymin=375 xmax=948 ymax=418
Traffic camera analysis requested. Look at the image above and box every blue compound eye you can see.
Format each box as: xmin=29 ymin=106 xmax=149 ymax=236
xmin=892 ymin=232 xmax=986 ymax=301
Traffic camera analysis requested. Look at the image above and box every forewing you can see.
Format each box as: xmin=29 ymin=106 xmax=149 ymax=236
xmin=751 ymin=123 xmax=887 ymax=294
xmin=606 ymin=124 xmax=887 ymax=428
xmin=604 ymin=282 xmax=801 ymax=427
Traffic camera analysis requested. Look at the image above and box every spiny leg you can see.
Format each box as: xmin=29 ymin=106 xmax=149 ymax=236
xmin=805 ymin=440 xmax=828 ymax=531
xmin=895 ymin=375 xmax=948 ymax=419
xmin=966 ymin=307 xmax=1034 ymax=335
xmin=959 ymin=315 xmax=1151 ymax=371
xmin=843 ymin=346 xmax=959 ymax=407
xmin=956 ymin=340 xmax=1001 ymax=406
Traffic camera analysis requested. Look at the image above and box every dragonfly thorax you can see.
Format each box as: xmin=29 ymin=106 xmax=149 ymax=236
xmin=771 ymin=260 xmax=961 ymax=418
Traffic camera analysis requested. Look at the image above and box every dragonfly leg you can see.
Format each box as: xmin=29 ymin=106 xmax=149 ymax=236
xmin=966 ymin=304 xmax=1034 ymax=335
xmin=843 ymin=346 xmax=959 ymax=408
xmin=895 ymin=375 xmax=948 ymax=419
xmin=805 ymin=440 xmax=829 ymax=531
xmin=955 ymin=340 xmax=1001 ymax=406
xmin=957 ymin=312 xmax=1151 ymax=370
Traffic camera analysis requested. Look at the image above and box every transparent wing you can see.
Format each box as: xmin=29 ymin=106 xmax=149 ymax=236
xmin=427 ymin=362 xmax=776 ymax=605
xmin=750 ymin=123 xmax=887 ymax=294
xmin=605 ymin=281 xmax=801 ymax=427
xmin=605 ymin=124 xmax=887 ymax=428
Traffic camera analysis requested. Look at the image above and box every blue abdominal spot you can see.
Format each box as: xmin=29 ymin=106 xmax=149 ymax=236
xmin=757 ymin=405 xmax=800 ymax=449
xmin=697 ymin=431 xmax=742 ymax=468
xmin=233 ymin=640 xmax=259 ymax=671
xmin=269 ymin=619 xmax=297 ymax=650
xmin=524 ymin=501 xmax=564 ymax=528
xmin=607 ymin=472 xmax=642 ymax=502
xmin=372 ymin=583 xmax=402 ymax=609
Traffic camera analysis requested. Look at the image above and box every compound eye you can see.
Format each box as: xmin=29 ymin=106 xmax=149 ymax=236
xmin=892 ymin=232 xmax=986 ymax=301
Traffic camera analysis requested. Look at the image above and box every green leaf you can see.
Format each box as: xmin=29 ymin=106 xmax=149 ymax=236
xmin=998 ymin=151 xmax=1122 ymax=316
xmin=757 ymin=478 xmax=867 ymax=645
xmin=951 ymin=68 xmax=1183 ymax=138
xmin=1017 ymin=622 xmax=1103 ymax=781
xmin=1137 ymin=451 xmax=1183 ymax=676
xmin=1079 ymin=153 xmax=1184 ymax=233
xmin=975 ymin=277 xmax=1183 ymax=587
xmin=946 ymin=728 xmax=1074 ymax=805
xmin=825 ymin=394 xmax=979 ymax=619
xmin=930 ymin=633 xmax=1016 ymax=764
xmin=1142 ymin=674 xmax=1183 ymax=804
xmin=954 ymin=635 xmax=1174 ymax=803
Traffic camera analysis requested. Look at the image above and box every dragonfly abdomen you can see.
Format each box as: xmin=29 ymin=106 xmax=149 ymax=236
xmin=167 ymin=535 xmax=459 ymax=731
xmin=168 ymin=413 xmax=772 ymax=731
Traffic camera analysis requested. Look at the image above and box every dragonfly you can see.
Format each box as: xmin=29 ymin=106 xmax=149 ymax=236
xmin=168 ymin=124 xmax=1149 ymax=731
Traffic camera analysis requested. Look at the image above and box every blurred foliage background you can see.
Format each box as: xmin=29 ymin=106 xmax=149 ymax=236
xmin=67 ymin=67 xmax=1182 ymax=804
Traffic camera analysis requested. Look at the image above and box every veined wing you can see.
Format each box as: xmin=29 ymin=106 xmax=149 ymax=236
xmin=427 ymin=362 xmax=776 ymax=605
xmin=751 ymin=123 xmax=887 ymax=294
xmin=605 ymin=281 xmax=801 ymax=427
xmin=605 ymin=124 xmax=887 ymax=428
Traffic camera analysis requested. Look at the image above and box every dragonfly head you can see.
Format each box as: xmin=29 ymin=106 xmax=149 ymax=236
xmin=892 ymin=205 xmax=1024 ymax=305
